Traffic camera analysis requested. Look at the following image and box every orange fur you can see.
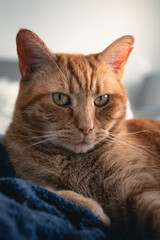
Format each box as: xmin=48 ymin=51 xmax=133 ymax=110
xmin=3 ymin=29 xmax=160 ymax=240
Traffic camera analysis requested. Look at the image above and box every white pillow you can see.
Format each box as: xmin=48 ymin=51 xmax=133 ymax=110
xmin=0 ymin=78 xmax=19 ymax=134
xmin=126 ymin=99 xmax=133 ymax=119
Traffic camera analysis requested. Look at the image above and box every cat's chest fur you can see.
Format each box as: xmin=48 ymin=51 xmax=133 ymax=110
xmin=6 ymin=137 xmax=114 ymax=204
xmin=12 ymin=141 xmax=108 ymax=196
xmin=8 ymin=135 xmax=159 ymax=211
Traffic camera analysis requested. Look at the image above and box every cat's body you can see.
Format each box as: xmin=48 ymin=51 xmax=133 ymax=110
xmin=3 ymin=29 xmax=160 ymax=240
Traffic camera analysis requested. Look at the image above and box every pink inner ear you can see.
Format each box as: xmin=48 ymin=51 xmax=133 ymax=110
xmin=18 ymin=45 xmax=36 ymax=76
xmin=16 ymin=29 xmax=48 ymax=77
xmin=111 ymin=47 xmax=133 ymax=71
xmin=99 ymin=35 xmax=134 ymax=77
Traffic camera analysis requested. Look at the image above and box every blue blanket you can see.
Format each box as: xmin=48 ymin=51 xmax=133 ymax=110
xmin=0 ymin=138 xmax=110 ymax=240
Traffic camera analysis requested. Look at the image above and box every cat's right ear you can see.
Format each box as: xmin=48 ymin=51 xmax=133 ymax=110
xmin=98 ymin=35 xmax=134 ymax=79
xmin=16 ymin=29 xmax=53 ymax=78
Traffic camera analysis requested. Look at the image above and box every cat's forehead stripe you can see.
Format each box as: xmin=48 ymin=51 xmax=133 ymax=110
xmin=87 ymin=59 xmax=95 ymax=92
xmin=87 ymin=58 xmax=101 ymax=95
xmin=55 ymin=54 xmax=102 ymax=96
xmin=64 ymin=55 xmax=99 ymax=94
xmin=67 ymin=58 xmax=83 ymax=91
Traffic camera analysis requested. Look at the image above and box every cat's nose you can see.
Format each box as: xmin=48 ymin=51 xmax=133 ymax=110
xmin=79 ymin=126 xmax=93 ymax=135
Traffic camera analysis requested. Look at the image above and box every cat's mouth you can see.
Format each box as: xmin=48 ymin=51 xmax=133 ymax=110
xmin=60 ymin=141 xmax=96 ymax=154
xmin=57 ymin=130 xmax=109 ymax=153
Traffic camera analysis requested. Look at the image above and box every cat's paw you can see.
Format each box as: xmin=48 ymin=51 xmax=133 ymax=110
xmin=49 ymin=189 xmax=110 ymax=226
xmin=81 ymin=197 xmax=110 ymax=226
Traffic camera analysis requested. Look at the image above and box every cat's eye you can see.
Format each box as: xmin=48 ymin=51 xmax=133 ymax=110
xmin=94 ymin=94 xmax=109 ymax=107
xmin=52 ymin=93 xmax=71 ymax=107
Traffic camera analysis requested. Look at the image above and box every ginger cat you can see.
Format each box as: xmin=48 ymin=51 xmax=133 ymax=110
xmin=3 ymin=29 xmax=160 ymax=240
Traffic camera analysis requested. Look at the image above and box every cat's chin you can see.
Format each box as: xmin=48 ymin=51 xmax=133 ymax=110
xmin=61 ymin=142 xmax=96 ymax=154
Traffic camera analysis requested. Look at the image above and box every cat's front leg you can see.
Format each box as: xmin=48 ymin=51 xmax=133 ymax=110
xmin=46 ymin=187 xmax=110 ymax=226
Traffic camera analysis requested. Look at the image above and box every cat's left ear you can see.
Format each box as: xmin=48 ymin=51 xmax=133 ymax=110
xmin=98 ymin=35 xmax=134 ymax=79
xmin=16 ymin=29 xmax=54 ymax=79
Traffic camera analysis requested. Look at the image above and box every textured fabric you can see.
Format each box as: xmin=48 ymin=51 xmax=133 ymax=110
xmin=0 ymin=138 xmax=109 ymax=240
xmin=0 ymin=140 xmax=16 ymax=178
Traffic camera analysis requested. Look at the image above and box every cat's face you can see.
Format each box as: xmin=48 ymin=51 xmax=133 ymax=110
xmin=14 ymin=29 xmax=134 ymax=153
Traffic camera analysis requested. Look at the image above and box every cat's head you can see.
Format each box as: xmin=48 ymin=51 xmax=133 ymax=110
xmin=13 ymin=29 xmax=134 ymax=153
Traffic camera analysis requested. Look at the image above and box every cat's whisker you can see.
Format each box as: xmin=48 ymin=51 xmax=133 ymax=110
xmin=11 ymin=135 xmax=57 ymax=156
xmin=13 ymin=110 xmax=33 ymax=117
xmin=110 ymin=133 xmax=158 ymax=158
xmin=11 ymin=121 xmax=48 ymax=134
xmin=120 ymin=129 xmax=160 ymax=136
xmin=31 ymin=40 xmax=68 ymax=86
xmin=107 ymin=135 xmax=147 ymax=154
xmin=48 ymin=80 xmax=68 ymax=88
xmin=110 ymin=131 xmax=159 ymax=156
xmin=46 ymin=53 xmax=69 ymax=88
xmin=50 ymin=85 xmax=67 ymax=91
xmin=110 ymin=133 xmax=149 ymax=148
xmin=11 ymin=121 xmax=64 ymax=139
xmin=111 ymin=133 xmax=160 ymax=160
xmin=115 ymin=129 xmax=158 ymax=136
xmin=6 ymin=133 xmax=55 ymax=140
xmin=108 ymin=135 xmax=160 ymax=161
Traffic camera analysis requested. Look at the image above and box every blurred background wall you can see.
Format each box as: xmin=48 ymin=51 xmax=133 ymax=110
xmin=0 ymin=0 xmax=160 ymax=133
